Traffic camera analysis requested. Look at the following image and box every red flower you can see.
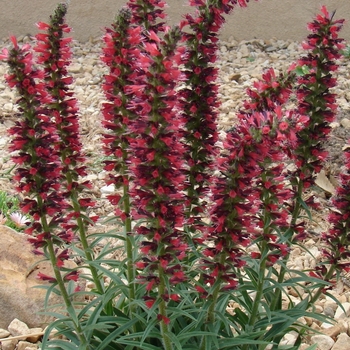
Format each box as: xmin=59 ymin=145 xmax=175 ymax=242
xmin=278 ymin=121 xmax=289 ymax=131
xmin=64 ymin=271 xmax=79 ymax=282
xmin=169 ymin=294 xmax=180 ymax=302
xmin=144 ymin=297 xmax=156 ymax=308
xmin=157 ymin=314 xmax=170 ymax=325
xmin=251 ymin=252 xmax=261 ymax=259
xmin=37 ymin=272 xmax=56 ymax=283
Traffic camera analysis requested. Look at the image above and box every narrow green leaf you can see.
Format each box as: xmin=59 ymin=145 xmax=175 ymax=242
xmin=218 ymin=333 xmax=272 ymax=349
xmin=42 ymin=339 xmax=79 ymax=349
xmin=95 ymin=318 xmax=139 ymax=350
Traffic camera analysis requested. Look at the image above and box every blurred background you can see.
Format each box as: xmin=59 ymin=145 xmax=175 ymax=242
xmin=0 ymin=0 xmax=349 ymax=42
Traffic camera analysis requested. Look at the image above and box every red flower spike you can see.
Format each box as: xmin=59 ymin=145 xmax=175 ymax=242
xmin=292 ymin=7 xmax=344 ymax=193
xmin=323 ymin=140 xmax=350 ymax=276
xmin=2 ymin=32 xmax=71 ymax=254
xmin=33 ymin=3 xmax=95 ymax=238
xmin=112 ymin=9 xmax=188 ymax=298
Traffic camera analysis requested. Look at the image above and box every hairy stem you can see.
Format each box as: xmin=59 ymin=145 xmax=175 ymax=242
xmin=158 ymin=265 xmax=173 ymax=350
xmin=39 ymin=202 xmax=88 ymax=348
xmin=270 ymin=179 xmax=303 ymax=312
xmin=123 ymin=180 xmax=136 ymax=319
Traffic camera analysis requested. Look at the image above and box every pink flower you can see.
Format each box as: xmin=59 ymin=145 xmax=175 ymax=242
xmin=278 ymin=121 xmax=289 ymax=131
xmin=9 ymin=212 xmax=30 ymax=228
xmin=262 ymin=125 xmax=270 ymax=134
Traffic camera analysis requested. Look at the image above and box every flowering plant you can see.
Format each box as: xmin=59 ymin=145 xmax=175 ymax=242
xmin=0 ymin=1 xmax=347 ymax=349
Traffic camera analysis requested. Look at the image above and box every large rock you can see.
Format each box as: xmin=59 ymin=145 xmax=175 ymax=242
xmin=0 ymin=225 xmax=63 ymax=329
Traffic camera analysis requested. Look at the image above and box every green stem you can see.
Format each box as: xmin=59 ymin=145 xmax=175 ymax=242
xmin=308 ymin=225 xmax=348 ymax=305
xmin=207 ymin=254 xmax=226 ymax=324
xmin=200 ymin=254 xmax=226 ymax=350
xmin=123 ymin=181 xmax=136 ymax=315
xmin=199 ymin=286 xmax=221 ymax=350
xmin=47 ymin=240 xmax=88 ymax=348
xmin=40 ymin=208 xmax=88 ymax=348
xmin=270 ymin=179 xmax=303 ymax=312
xmin=71 ymin=189 xmax=104 ymax=295
xmin=158 ymin=265 xmax=173 ymax=350
xmin=309 ymin=265 xmax=336 ymax=306
xmin=241 ymin=242 xmax=268 ymax=350
xmin=248 ymin=242 xmax=268 ymax=327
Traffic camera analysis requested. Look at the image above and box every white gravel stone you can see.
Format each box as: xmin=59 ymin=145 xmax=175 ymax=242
xmin=8 ymin=318 xmax=29 ymax=337
xmin=340 ymin=118 xmax=350 ymax=129
xmin=280 ymin=331 xmax=298 ymax=346
xmin=310 ymin=334 xmax=335 ymax=350
xmin=0 ymin=328 xmax=10 ymax=338
xmin=3 ymin=102 xmax=13 ymax=112
xmin=68 ymin=62 xmax=83 ymax=73
xmin=100 ymin=184 xmax=115 ymax=195
xmin=332 ymin=333 xmax=350 ymax=350
xmin=321 ymin=322 xmax=334 ymax=329
xmin=17 ymin=341 xmax=38 ymax=350
xmin=1 ymin=338 xmax=18 ymax=350
xmin=334 ymin=302 xmax=350 ymax=320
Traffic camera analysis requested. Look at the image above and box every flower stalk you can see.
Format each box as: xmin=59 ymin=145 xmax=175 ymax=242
xmin=101 ymin=7 xmax=137 ymax=310
xmin=2 ymin=34 xmax=88 ymax=347
xmin=34 ymin=3 xmax=104 ymax=295
xmin=273 ymin=6 xmax=345 ymax=311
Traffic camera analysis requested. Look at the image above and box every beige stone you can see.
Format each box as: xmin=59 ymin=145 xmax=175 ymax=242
xmin=0 ymin=328 xmax=10 ymax=338
xmin=280 ymin=331 xmax=298 ymax=346
xmin=310 ymin=334 xmax=335 ymax=350
xmin=0 ymin=226 xmax=63 ymax=329
xmin=332 ymin=333 xmax=350 ymax=350
xmin=304 ymin=316 xmax=313 ymax=326
xmin=17 ymin=341 xmax=39 ymax=350
xmin=0 ymin=338 xmax=18 ymax=350
xmin=26 ymin=328 xmax=43 ymax=343
xmin=335 ymin=302 xmax=350 ymax=320
xmin=324 ymin=301 xmax=338 ymax=312
xmin=8 ymin=318 xmax=29 ymax=337
xmin=324 ymin=321 xmax=348 ymax=338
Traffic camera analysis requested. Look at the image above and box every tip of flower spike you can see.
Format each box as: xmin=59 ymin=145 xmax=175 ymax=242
xmin=54 ymin=2 xmax=68 ymax=17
